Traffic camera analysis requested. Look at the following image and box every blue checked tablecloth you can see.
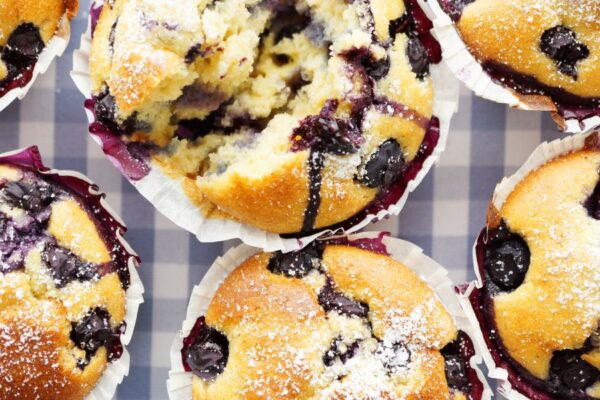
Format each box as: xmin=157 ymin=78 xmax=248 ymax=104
xmin=0 ymin=3 xmax=569 ymax=399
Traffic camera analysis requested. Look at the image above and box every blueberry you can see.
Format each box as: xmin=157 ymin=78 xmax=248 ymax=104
xmin=551 ymin=350 xmax=599 ymax=391
xmin=184 ymin=324 xmax=229 ymax=381
xmin=185 ymin=44 xmax=202 ymax=64
xmin=407 ymin=38 xmax=430 ymax=79
xmin=484 ymin=236 xmax=530 ymax=291
xmin=291 ymin=101 xmax=363 ymax=155
xmin=323 ymin=337 xmax=360 ymax=366
xmin=342 ymin=47 xmax=391 ymax=81
xmin=2 ymin=23 xmax=44 ymax=69
xmin=377 ymin=341 xmax=411 ymax=372
xmin=441 ymin=337 xmax=471 ymax=392
xmin=71 ymin=308 xmax=114 ymax=355
xmin=0 ymin=181 xmax=54 ymax=213
xmin=444 ymin=354 xmax=470 ymax=391
xmin=268 ymin=243 xmax=322 ymax=278
xmin=357 ymin=139 xmax=406 ymax=189
xmin=318 ymin=281 xmax=369 ymax=318
xmin=584 ymin=180 xmax=600 ymax=220
xmin=541 ymin=26 xmax=589 ymax=79
xmin=43 ymin=244 xmax=99 ymax=288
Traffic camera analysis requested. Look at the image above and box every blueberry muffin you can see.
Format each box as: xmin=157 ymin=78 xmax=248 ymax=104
xmin=470 ymin=143 xmax=600 ymax=398
xmin=0 ymin=162 xmax=133 ymax=399
xmin=438 ymin=0 xmax=600 ymax=126
xmin=0 ymin=0 xmax=78 ymax=97
xmin=89 ymin=0 xmax=441 ymax=235
xmin=181 ymin=243 xmax=483 ymax=399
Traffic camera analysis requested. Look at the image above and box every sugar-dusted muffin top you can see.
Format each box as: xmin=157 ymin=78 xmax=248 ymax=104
xmin=442 ymin=0 xmax=599 ymax=107
xmin=0 ymin=164 xmax=130 ymax=399
xmin=181 ymin=243 xmax=477 ymax=400
xmin=479 ymin=147 xmax=600 ymax=398
xmin=90 ymin=0 xmax=438 ymax=234
xmin=0 ymin=0 xmax=78 ymax=88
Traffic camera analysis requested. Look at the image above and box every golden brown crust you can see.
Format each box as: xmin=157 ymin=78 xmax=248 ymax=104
xmin=458 ymin=0 xmax=600 ymax=99
xmin=192 ymin=245 xmax=459 ymax=399
xmin=493 ymin=149 xmax=600 ymax=379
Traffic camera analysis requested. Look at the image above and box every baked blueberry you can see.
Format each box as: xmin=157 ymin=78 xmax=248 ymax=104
xmin=267 ymin=243 xmax=322 ymax=278
xmin=357 ymin=139 xmax=407 ymax=189
xmin=182 ymin=317 xmax=229 ymax=381
xmin=541 ymin=26 xmax=589 ymax=80
xmin=318 ymin=280 xmax=369 ymax=318
xmin=484 ymin=231 xmax=530 ymax=291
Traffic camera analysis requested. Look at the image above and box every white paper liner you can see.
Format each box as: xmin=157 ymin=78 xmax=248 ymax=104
xmin=417 ymin=0 xmax=600 ymax=134
xmin=0 ymin=14 xmax=72 ymax=112
xmin=458 ymin=130 xmax=598 ymax=400
xmin=166 ymin=232 xmax=493 ymax=400
xmin=70 ymin=0 xmax=459 ymax=252
xmin=0 ymin=146 xmax=145 ymax=400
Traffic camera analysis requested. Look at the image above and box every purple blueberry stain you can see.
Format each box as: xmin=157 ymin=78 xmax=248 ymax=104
xmin=291 ymin=100 xmax=364 ymax=233
xmin=181 ymin=317 xmax=229 ymax=381
xmin=541 ymin=26 xmax=589 ymax=80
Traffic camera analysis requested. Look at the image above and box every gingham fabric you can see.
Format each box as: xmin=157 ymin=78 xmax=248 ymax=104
xmin=0 ymin=3 xmax=568 ymax=399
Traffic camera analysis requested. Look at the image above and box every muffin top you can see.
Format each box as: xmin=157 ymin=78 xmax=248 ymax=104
xmin=0 ymin=162 xmax=131 ymax=399
xmin=442 ymin=0 xmax=599 ymax=106
xmin=90 ymin=0 xmax=438 ymax=235
xmin=0 ymin=0 xmax=78 ymax=86
xmin=480 ymin=146 xmax=600 ymax=398
xmin=181 ymin=243 xmax=476 ymax=400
